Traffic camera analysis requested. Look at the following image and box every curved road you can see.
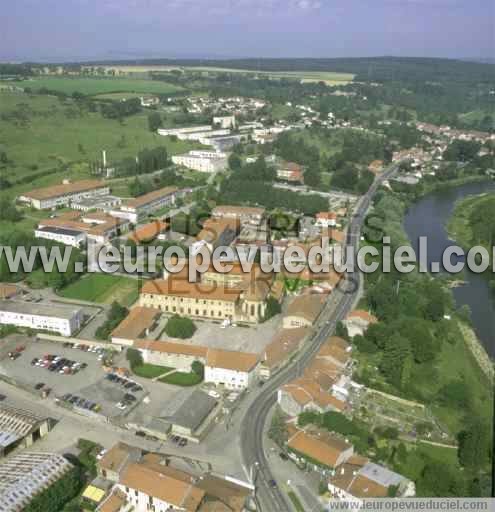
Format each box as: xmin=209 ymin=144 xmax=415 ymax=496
xmin=240 ymin=165 xmax=399 ymax=511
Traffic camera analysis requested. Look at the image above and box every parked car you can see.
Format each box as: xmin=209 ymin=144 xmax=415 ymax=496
xmin=34 ymin=382 xmax=45 ymax=390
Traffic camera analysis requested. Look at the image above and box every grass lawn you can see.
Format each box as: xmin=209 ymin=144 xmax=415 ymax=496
xmin=13 ymin=77 xmax=184 ymax=96
xmin=59 ymin=274 xmax=139 ymax=306
xmin=159 ymin=371 xmax=202 ymax=386
xmin=0 ymin=92 xmax=198 ymax=200
xmin=132 ymin=363 xmax=172 ymax=379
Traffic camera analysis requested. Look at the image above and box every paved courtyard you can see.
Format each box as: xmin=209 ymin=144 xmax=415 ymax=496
xmin=158 ymin=313 xmax=283 ymax=354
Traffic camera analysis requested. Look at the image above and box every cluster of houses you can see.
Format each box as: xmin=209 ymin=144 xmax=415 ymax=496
xmin=271 ymin=307 xmax=416 ymax=503
xmin=185 ymin=96 xmax=266 ymax=116
xmin=88 ymin=441 xmax=254 ymax=512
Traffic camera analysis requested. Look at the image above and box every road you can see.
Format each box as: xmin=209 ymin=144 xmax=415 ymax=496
xmin=240 ymin=165 xmax=399 ymax=511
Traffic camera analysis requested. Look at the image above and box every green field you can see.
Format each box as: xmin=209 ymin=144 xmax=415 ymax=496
xmin=13 ymin=77 xmax=184 ymax=96
xmin=99 ymin=64 xmax=354 ymax=85
xmin=0 ymin=92 xmax=198 ymax=199
xmin=59 ymin=274 xmax=139 ymax=306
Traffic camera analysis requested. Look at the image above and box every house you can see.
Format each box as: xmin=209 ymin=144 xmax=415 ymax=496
xmin=195 ymin=218 xmax=240 ymax=253
xmin=315 ymin=336 xmax=352 ymax=369
xmin=0 ymin=405 xmax=51 ymax=457
xmin=205 ymin=348 xmax=259 ymax=390
xmin=343 ymin=310 xmax=378 ymax=337
xmin=315 ymin=212 xmax=338 ymax=228
xmin=259 ymin=327 xmax=310 ymax=378
xmin=196 ymin=474 xmax=253 ymax=512
xmin=278 ymin=377 xmax=346 ymax=417
xmin=127 ymin=220 xmax=170 ymax=244
xmin=98 ymin=442 xmax=142 ymax=483
xmin=368 ymin=160 xmax=384 ymax=175
xmin=0 ymin=300 xmax=83 ymax=336
xmin=276 ymin=162 xmax=304 ymax=184
xmin=283 ymin=294 xmax=325 ymax=329
xmin=0 ymin=284 xmax=21 ymax=300
xmin=287 ymin=428 xmax=354 ymax=470
xmin=110 ymin=307 xmax=161 ymax=346
xmin=117 ymin=455 xmax=205 ymax=511
xmin=328 ymin=460 xmax=415 ymax=502
xmin=0 ymin=452 xmax=73 ymax=511
xmin=18 ymin=179 xmax=109 ymax=210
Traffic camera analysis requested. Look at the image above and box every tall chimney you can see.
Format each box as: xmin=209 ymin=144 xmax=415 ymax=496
xmin=102 ymin=150 xmax=107 ymax=168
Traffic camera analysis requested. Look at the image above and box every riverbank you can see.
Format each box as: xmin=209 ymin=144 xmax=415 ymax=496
xmin=459 ymin=322 xmax=494 ymax=382
xmin=421 ymin=175 xmax=490 ymax=195
xmin=446 ymin=191 xmax=495 ymax=251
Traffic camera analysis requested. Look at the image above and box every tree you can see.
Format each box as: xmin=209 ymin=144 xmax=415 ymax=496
xmin=165 ymin=314 xmax=196 ymax=339
xmin=0 ymin=197 xmax=21 ymax=222
xmin=192 ymin=360 xmax=204 ymax=379
xmin=457 ymin=417 xmax=491 ymax=470
xmin=126 ymin=348 xmax=143 ymax=370
xmin=228 ymin=153 xmax=242 ymax=171
xmin=148 ymin=112 xmax=162 ymax=132
xmin=264 ymin=297 xmax=281 ymax=321
xmin=380 ymin=335 xmax=412 ymax=389
xmin=24 ymin=466 xmax=84 ymax=512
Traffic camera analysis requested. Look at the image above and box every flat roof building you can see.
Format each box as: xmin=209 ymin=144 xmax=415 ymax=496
xmin=0 ymin=300 xmax=83 ymax=337
xmin=163 ymin=390 xmax=219 ymax=442
xmin=115 ymin=187 xmax=179 ymax=223
xmin=18 ymin=180 xmax=109 ymax=210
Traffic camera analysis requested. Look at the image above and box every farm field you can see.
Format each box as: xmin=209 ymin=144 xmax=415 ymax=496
xmin=96 ymin=65 xmax=355 ymax=85
xmin=12 ymin=77 xmax=184 ymax=96
xmin=0 ymin=92 xmax=198 ymax=199
xmin=58 ymin=273 xmax=139 ymax=306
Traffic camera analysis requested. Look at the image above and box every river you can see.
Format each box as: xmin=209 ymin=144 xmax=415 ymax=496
xmin=403 ymin=180 xmax=495 ymax=358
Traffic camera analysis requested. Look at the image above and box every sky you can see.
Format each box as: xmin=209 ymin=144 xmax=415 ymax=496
xmin=1 ymin=0 xmax=493 ymax=62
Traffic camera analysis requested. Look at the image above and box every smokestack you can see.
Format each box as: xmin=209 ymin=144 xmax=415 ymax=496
xmin=102 ymin=150 xmax=107 ymax=168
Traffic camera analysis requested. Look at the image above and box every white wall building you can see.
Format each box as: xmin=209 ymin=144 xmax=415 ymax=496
xmin=18 ymin=180 xmax=110 ymax=210
xmin=0 ymin=300 xmax=83 ymax=336
xmin=172 ymin=150 xmax=227 ymax=173
xmin=213 ymin=115 xmax=236 ymax=129
xmin=113 ymin=186 xmax=178 ymax=224
xmin=34 ymin=226 xmax=86 ymax=248
xmin=205 ymin=349 xmax=259 ymax=390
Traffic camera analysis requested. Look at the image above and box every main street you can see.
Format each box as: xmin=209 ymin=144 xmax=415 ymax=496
xmin=240 ymin=165 xmax=399 ymax=511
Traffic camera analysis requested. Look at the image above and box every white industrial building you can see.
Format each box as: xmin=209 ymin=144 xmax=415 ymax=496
xmin=18 ymin=180 xmax=110 ymax=210
xmin=71 ymin=195 xmax=122 ymax=212
xmin=213 ymin=115 xmax=236 ymax=129
xmin=172 ymin=150 xmax=227 ymax=173
xmin=0 ymin=452 xmax=73 ymax=512
xmin=34 ymin=226 xmax=86 ymax=248
xmin=0 ymin=300 xmax=83 ymax=336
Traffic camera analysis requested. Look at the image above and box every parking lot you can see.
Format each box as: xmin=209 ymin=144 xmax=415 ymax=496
xmin=0 ymin=336 xmax=145 ymax=419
